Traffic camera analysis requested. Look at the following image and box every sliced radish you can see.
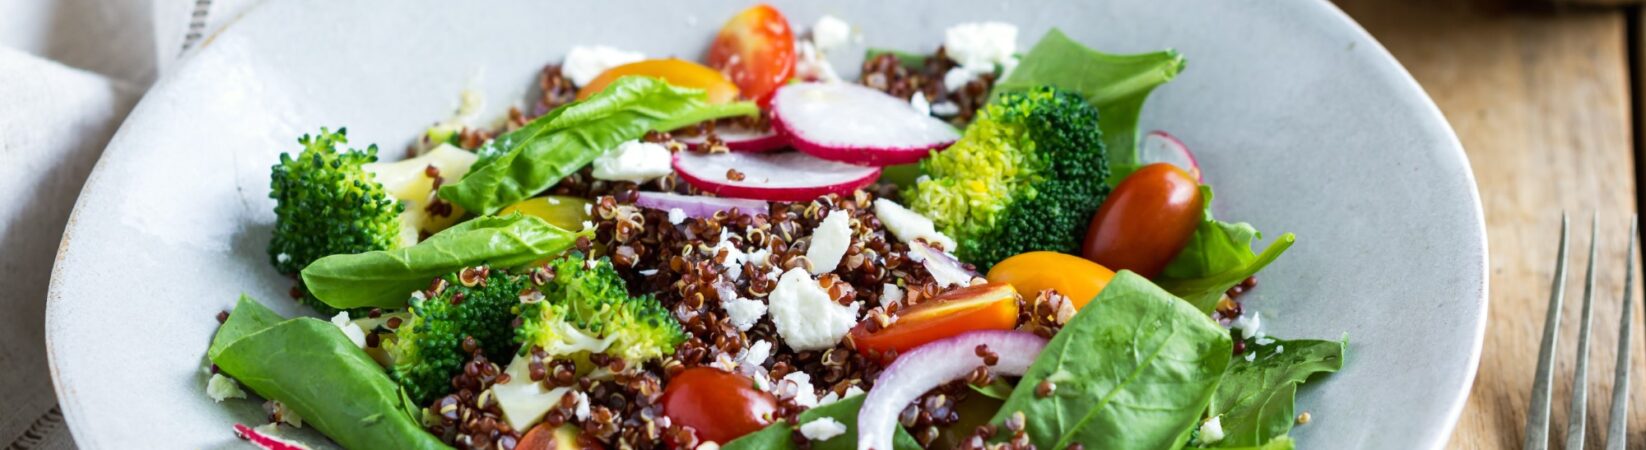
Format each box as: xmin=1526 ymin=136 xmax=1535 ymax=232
xmin=907 ymin=241 xmax=977 ymax=288
xmin=857 ymin=331 xmax=1047 ymax=450
xmin=673 ymin=151 xmax=881 ymax=202
xmin=634 ymin=191 xmax=770 ymax=218
xmin=677 ymin=127 xmax=789 ymax=153
xmin=771 ymin=82 xmax=960 ymax=166
xmin=232 ymin=423 xmax=312 ymax=450
xmin=1138 ymin=130 xmax=1201 ymax=181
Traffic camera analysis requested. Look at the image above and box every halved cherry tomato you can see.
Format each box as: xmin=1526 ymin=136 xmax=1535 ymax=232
xmin=577 ymin=58 xmax=741 ymax=104
xmin=515 ymin=423 xmax=603 ymax=450
xmin=660 ymin=367 xmax=777 ymax=444
xmin=849 ymin=282 xmax=1019 ymax=360
xmin=706 ymin=4 xmax=795 ymax=103
xmin=1081 ymin=163 xmax=1205 ymax=278
xmin=986 ymin=251 xmax=1116 ymax=310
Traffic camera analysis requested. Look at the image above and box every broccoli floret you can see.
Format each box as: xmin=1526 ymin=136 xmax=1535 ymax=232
xmin=906 ymin=86 xmax=1110 ymax=269
xmin=268 ymin=129 xmax=403 ymax=313
xmin=515 ymin=254 xmax=685 ymax=368
xmin=386 ymin=266 xmax=526 ymax=405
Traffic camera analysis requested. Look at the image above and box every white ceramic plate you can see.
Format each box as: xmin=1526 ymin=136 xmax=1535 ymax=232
xmin=46 ymin=1 xmax=1486 ymax=448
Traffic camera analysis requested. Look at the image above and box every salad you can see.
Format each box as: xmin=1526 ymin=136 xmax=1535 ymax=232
xmin=205 ymin=5 xmax=1344 ymax=450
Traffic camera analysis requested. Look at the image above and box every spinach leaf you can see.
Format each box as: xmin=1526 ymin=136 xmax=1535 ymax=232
xmin=988 ymin=271 xmax=1231 ymax=450
xmin=212 ymin=307 xmax=450 ymax=450
xmin=994 ymin=29 xmax=1185 ymax=180
xmin=722 ymin=395 xmax=921 ymax=450
xmin=969 ymin=378 xmax=1015 ymax=401
xmin=301 ymin=213 xmax=583 ymax=309
xmin=1208 ymin=338 xmax=1345 ymax=447
xmin=208 ymin=295 xmax=286 ymax=361
xmin=1157 ymin=186 xmax=1296 ymax=314
xmin=439 ymin=76 xmax=758 ymax=215
xmin=1213 ymin=436 xmax=1296 ymax=450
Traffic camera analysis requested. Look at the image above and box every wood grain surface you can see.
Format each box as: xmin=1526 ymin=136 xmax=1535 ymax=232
xmin=1335 ymin=0 xmax=1645 ymax=448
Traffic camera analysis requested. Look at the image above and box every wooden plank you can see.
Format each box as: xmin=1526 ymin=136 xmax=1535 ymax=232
xmin=1332 ymin=1 xmax=1640 ymax=448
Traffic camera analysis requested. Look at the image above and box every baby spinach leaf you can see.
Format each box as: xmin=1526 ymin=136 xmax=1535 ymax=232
xmin=1208 ymin=338 xmax=1345 ymax=447
xmin=988 ymin=271 xmax=1231 ymax=450
xmin=994 ymin=29 xmax=1185 ymax=180
xmin=212 ymin=308 xmax=450 ymax=450
xmin=1214 ymin=436 xmax=1296 ymax=450
xmin=721 ymin=394 xmax=921 ymax=450
xmin=301 ymin=213 xmax=584 ymax=309
xmin=208 ymin=294 xmax=286 ymax=361
xmin=1157 ymin=186 xmax=1296 ymax=314
xmin=439 ymin=76 xmax=757 ymax=215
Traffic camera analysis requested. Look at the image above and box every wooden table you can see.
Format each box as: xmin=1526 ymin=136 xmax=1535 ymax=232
xmin=1335 ymin=0 xmax=1644 ymax=448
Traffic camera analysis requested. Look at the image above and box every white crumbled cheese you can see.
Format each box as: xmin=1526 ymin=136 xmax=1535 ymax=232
xmin=739 ymin=340 xmax=774 ymax=366
xmin=768 ymin=268 xmax=860 ymax=351
xmin=910 ymin=91 xmax=932 ymax=116
xmin=1245 ymin=351 xmax=1257 ymax=362
xmin=1231 ymin=311 xmax=1263 ymax=337
xmin=574 ymin=391 xmax=592 ymax=421
xmin=843 ymin=386 xmax=864 ymax=398
xmin=562 ymin=45 xmax=646 ymax=86
xmin=1199 ymin=416 xmax=1226 ymax=444
xmin=944 ymin=22 xmax=1018 ymax=72
xmin=668 ymin=208 xmax=688 ymax=225
xmin=275 ymin=253 xmax=291 ymax=264
xmin=782 ymin=371 xmax=820 ymax=407
xmin=747 ymin=247 xmax=771 ymax=268
xmin=639 ymin=269 xmax=659 ymax=276
xmin=799 ymin=417 xmax=849 ymax=441
xmin=944 ymin=66 xmax=980 ymax=93
xmin=794 ymin=40 xmax=841 ymax=82
xmin=873 ymin=199 xmax=957 ymax=250
xmin=583 ymin=203 xmax=593 ymax=214
xmin=206 ymin=374 xmax=246 ymax=402
xmin=806 ymin=212 xmax=852 ymax=274
xmin=880 ymin=283 xmax=905 ymax=308
xmin=813 ymin=15 xmax=852 ymax=52
xmin=930 ymin=101 xmax=960 ymax=117
xmin=1254 ymin=336 xmax=1276 ymax=346
xmin=329 ymin=312 xmax=367 ymax=349
xmin=722 ymin=295 xmax=768 ymax=331
xmin=265 ymin=401 xmax=304 ymax=428
xmin=581 ymin=220 xmax=595 ymax=231
xmin=592 ymin=140 xmax=673 ymax=182
xmin=818 ymin=391 xmax=841 ymax=406
xmin=712 ymin=229 xmax=748 ymax=280
xmin=1276 ymin=345 xmax=1285 ymax=354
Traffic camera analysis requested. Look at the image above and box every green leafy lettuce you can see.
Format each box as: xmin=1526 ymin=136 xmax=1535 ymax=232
xmin=988 ymin=271 xmax=1231 ymax=450
xmin=1207 ymin=338 xmax=1345 ymax=447
xmin=301 ymin=213 xmax=583 ymax=310
xmin=994 ymin=28 xmax=1185 ymax=180
xmin=438 ymin=76 xmax=758 ymax=215
xmin=1156 ymin=186 xmax=1296 ymax=314
xmin=722 ymin=394 xmax=921 ymax=450
xmin=210 ymin=296 xmax=450 ymax=450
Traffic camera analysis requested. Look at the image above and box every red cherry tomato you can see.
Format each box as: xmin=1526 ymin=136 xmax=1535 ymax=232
xmin=1081 ymin=163 xmax=1205 ymax=278
xmin=706 ymin=4 xmax=796 ymax=104
xmin=661 ymin=367 xmax=778 ymax=444
xmin=515 ymin=423 xmax=603 ymax=450
xmin=849 ymin=282 xmax=1019 ymax=361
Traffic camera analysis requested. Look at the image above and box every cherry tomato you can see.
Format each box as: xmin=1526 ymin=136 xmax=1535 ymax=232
xmin=515 ymin=423 xmax=603 ymax=450
xmin=661 ymin=367 xmax=778 ymax=444
xmin=706 ymin=4 xmax=795 ymax=103
xmin=578 ymin=58 xmax=742 ymax=104
xmin=849 ymin=282 xmax=1019 ymax=360
xmin=1081 ymin=163 xmax=1204 ymax=278
xmin=986 ymin=251 xmax=1116 ymax=310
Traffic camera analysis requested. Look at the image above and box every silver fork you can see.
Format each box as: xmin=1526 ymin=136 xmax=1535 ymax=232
xmin=1524 ymin=214 xmax=1638 ymax=449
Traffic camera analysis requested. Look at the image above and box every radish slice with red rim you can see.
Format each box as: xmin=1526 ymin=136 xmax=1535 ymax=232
xmin=1138 ymin=130 xmax=1201 ymax=181
xmin=634 ymin=191 xmax=770 ymax=219
xmin=771 ymin=82 xmax=960 ymax=166
xmin=857 ymin=331 xmax=1048 ymax=450
xmin=676 ymin=127 xmax=789 ymax=153
xmin=233 ymin=424 xmax=311 ymax=450
xmin=673 ymin=150 xmax=881 ymax=202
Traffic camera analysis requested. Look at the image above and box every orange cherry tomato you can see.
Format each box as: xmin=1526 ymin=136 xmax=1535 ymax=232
xmin=516 ymin=423 xmax=603 ymax=450
xmin=1081 ymin=163 xmax=1205 ymax=278
xmin=577 ymin=58 xmax=742 ymax=104
xmin=986 ymin=251 xmax=1116 ymax=310
xmin=660 ymin=367 xmax=777 ymax=444
xmin=850 ymin=282 xmax=1020 ymax=360
xmin=706 ymin=4 xmax=795 ymax=103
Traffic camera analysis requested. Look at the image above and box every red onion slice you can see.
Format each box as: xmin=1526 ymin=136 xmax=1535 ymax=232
xmin=634 ymin=191 xmax=769 ymax=219
xmin=907 ymin=241 xmax=977 ymax=288
xmin=677 ymin=127 xmax=790 ymax=153
xmin=232 ymin=423 xmax=311 ymax=450
xmin=857 ymin=331 xmax=1048 ymax=450
xmin=1138 ymin=130 xmax=1201 ymax=182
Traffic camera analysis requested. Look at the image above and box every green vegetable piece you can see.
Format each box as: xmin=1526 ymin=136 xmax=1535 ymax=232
xmin=388 ymin=267 xmax=530 ymax=405
xmin=1208 ymin=338 xmax=1345 ymax=447
xmin=301 ymin=213 xmax=584 ymax=310
xmin=438 ymin=76 xmax=758 ymax=215
xmin=988 ymin=271 xmax=1231 ymax=450
xmin=721 ymin=394 xmax=921 ymax=450
xmin=1156 ymin=186 xmax=1296 ymax=314
xmin=969 ymin=378 xmax=1015 ymax=401
xmin=208 ymin=295 xmax=286 ymax=361
xmin=994 ymin=28 xmax=1185 ymax=181
xmin=1214 ymin=436 xmax=1296 ymax=450
xmin=211 ymin=312 xmax=450 ymax=450
xmin=514 ymin=253 xmax=685 ymax=367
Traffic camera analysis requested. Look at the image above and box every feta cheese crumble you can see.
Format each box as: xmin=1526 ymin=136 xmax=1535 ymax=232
xmin=781 ymin=371 xmax=820 ymax=407
xmin=591 ymin=140 xmax=673 ymax=182
xmin=910 ymin=91 xmax=932 ymax=116
xmin=206 ymin=373 xmax=246 ymax=402
xmin=768 ymin=268 xmax=860 ymax=350
xmin=806 ymin=211 xmax=852 ymax=274
xmin=668 ymin=208 xmax=688 ymax=225
xmin=944 ymin=22 xmax=1018 ymax=71
xmin=880 ymin=283 xmax=905 ymax=308
xmin=721 ymin=295 xmax=768 ymax=331
xmin=562 ymin=45 xmax=646 ymax=86
xmin=799 ymin=417 xmax=849 ymax=441
xmin=873 ymin=199 xmax=957 ymax=250
xmin=812 ymin=15 xmax=852 ymax=52
xmin=329 ymin=312 xmax=367 ymax=349
xmin=1199 ymin=416 xmax=1226 ymax=444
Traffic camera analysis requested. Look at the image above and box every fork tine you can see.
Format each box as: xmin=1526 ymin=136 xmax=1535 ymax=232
xmin=1565 ymin=214 xmax=1602 ymax=449
xmin=1606 ymin=215 xmax=1638 ymax=450
xmin=1525 ymin=214 xmax=1571 ymax=450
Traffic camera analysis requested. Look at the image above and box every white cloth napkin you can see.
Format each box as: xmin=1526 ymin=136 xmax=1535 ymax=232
xmin=0 ymin=0 xmax=259 ymax=448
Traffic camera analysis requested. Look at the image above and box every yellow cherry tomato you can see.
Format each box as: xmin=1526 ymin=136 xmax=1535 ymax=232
xmin=577 ymin=58 xmax=741 ymax=104
xmin=986 ymin=251 xmax=1116 ymax=310
xmin=498 ymin=196 xmax=593 ymax=231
